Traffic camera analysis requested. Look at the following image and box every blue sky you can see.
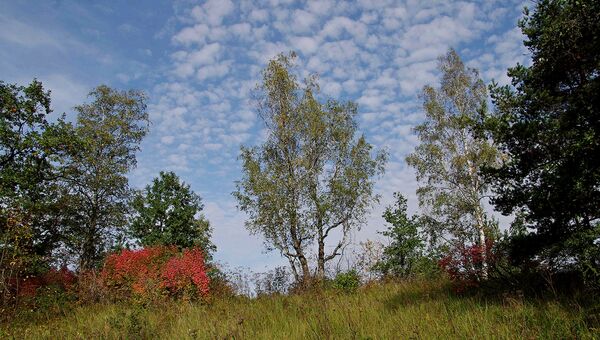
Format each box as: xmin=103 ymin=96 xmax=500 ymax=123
xmin=0 ymin=0 xmax=530 ymax=272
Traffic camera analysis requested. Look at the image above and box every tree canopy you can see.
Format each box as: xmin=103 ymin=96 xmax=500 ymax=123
xmin=485 ymin=0 xmax=600 ymax=269
xmin=0 ymin=80 xmax=73 ymax=272
xmin=129 ymin=171 xmax=214 ymax=255
xmin=59 ymin=85 xmax=150 ymax=269
xmin=234 ymin=52 xmax=386 ymax=282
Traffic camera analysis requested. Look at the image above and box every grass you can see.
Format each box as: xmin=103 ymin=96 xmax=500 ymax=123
xmin=1 ymin=279 xmax=598 ymax=339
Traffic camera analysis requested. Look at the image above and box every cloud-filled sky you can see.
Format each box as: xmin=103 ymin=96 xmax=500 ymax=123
xmin=0 ymin=0 xmax=531 ymax=272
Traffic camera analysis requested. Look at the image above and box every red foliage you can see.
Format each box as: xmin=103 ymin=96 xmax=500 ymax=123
xmin=16 ymin=266 xmax=77 ymax=297
xmin=438 ymin=240 xmax=496 ymax=292
xmin=101 ymin=246 xmax=176 ymax=295
xmin=101 ymin=246 xmax=210 ymax=300
xmin=45 ymin=267 xmax=77 ymax=289
xmin=6 ymin=247 xmax=210 ymax=302
xmin=161 ymin=248 xmax=210 ymax=297
xmin=16 ymin=277 xmax=42 ymax=297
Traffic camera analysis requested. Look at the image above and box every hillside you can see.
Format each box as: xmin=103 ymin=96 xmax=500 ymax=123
xmin=2 ymin=280 xmax=596 ymax=339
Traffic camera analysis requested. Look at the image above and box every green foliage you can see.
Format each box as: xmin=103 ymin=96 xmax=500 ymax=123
xmin=234 ymin=52 xmax=386 ymax=282
xmin=332 ymin=270 xmax=361 ymax=293
xmin=485 ymin=0 xmax=600 ymax=269
xmin=129 ymin=171 xmax=214 ymax=255
xmin=32 ymin=285 xmax=76 ymax=316
xmin=0 ymin=80 xmax=73 ymax=300
xmin=375 ymin=193 xmax=427 ymax=278
xmin=59 ymin=85 xmax=149 ymax=269
xmin=0 ymin=80 xmax=50 ymax=196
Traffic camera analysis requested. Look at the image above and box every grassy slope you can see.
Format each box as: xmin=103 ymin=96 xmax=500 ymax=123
xmin=1 ymin=280 xmax=597 ymax=339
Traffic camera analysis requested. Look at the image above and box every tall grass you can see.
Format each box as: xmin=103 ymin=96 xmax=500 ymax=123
xmin=1 ymin=279 xmax=597 ymax=339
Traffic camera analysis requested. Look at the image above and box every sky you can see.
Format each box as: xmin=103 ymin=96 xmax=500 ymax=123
xmin=0 ymin=0 xmax=531 ymax=273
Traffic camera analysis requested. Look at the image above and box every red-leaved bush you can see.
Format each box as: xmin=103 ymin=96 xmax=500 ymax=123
xmin=162 ymin=248 xmax=210 ymax=297
xmin=438 ymin=240 xmax=496 ymax=292
xmin=16 ymin=266 xmax=77 ymax=297
xmin=101 ymin=246 xmax=210 ymax=300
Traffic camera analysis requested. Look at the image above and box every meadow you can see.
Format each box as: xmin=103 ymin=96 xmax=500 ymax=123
xmin=1 ymin=2 xmax=599 ymax=339
xmin=2 ymin=279 xmax=597 ymax=339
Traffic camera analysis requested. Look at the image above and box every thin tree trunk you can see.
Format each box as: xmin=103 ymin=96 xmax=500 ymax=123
xmin=317 ymin=237 xmax=325 ymax=280
xmin=285 ymin=255 xmax=300 ymax=283
xmin=316 ymin=223 xmax=325 ymax=280
xmin=468 ymin=154 xmax=488 ymax=280
xmin=289 ymin=220 xmax=311 ymax=284
xmin=475 ymin=206 xmax=488 ymax=280
xmin=81 ymin=209 xmax=98 ymax=270
xmin=298 ymin=253 xmax=310 ymax=284
xmin=289 ymin=226 xmax=310 ymax=284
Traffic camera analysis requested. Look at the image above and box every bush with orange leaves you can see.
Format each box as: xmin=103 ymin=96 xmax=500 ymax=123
xmin=101 ymin=246 xmax=210 ymax=301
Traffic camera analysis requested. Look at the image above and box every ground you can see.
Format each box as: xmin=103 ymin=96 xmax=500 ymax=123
xmin=1 ymin=279 xmax=597 ymax=339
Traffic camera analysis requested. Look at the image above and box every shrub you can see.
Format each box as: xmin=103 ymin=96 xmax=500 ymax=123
xmin=206 ymin=266 xmax=235 ymax=298
xmin=101 ymin=246 xmax=210 ymax=301
xmin=161 ymin=248 xmax=210 ymax=299
xmin=0 ymin=208 xmax=48 ymax=307
xmin=410 ymin=256 xmax=443 ymax=279
xmin=0 ymin=266 xmax=77 ymax=320
xmin=438 ymin=240 xmax=496 ymax=292
xmin=17 ymin=267 xmax=77 ymax=298
xmin=332 ymin=270 xmax=361 ymax=293
xmin=102 ymin=246 xmax=175 ymax=299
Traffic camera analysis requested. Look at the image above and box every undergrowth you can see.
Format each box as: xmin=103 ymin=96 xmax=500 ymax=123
xmin=1 ymin=278 xmax=598 ymax=339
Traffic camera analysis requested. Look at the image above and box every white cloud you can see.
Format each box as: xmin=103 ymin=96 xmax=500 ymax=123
xmin=188 ymin=43 xmax=221 ymax=66
xmin=42 ymin=74 xmax=89 ymax=117
xmin=322 ymin=81 xmax=342 ymax=97
xmin=290 ymin=36 xmax=319 ymax=55
xmin=230 ymin=23 xmax=252 ymax=38
xmin=172 ymin=42 xmax=223 ymax=79
xmin=249 ymin=9 xmax=269 ymax=23
xmin=230 ymin=121 xmax=253 ymax=132
xmin=190 ymin=0 xmax=235 ymax=26
xmin=320 ymin=17 xmax=368 ymax=43
xmin=290 ymin=9 xmax=318 ymax=34
xmin=204 ymin=143 xmax=223 ymax=151
xmin=0 ymin=14 xmax=70 ymax=50
xmin=172 ymin=24 xmax=210 ymax=45
xmin=357 ymin=90 xmax=385 ymax=109
xmin=118 ymin=23 xmax=138 ymax=34
xmin=161 ymin=135 xmax=175 ymax=144
xmin=307 ymin=0 xmax=335 ymax=15
xmin=196 ymin=61 xmax=230 ymax=80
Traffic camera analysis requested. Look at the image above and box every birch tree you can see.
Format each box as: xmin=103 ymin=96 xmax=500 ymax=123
xmin=234 ymin=53 xmax=386 ymax=284
xmin=406 ymin=49 xmax=500 ymax=278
